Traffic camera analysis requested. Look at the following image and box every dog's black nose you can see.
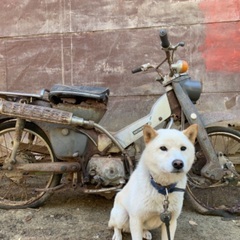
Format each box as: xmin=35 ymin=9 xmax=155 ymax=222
xmin=172 ymin=160 xmax=184 ymax=170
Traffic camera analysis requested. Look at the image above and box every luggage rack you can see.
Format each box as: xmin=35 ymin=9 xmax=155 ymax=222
xmin=0 ymin=89 xmax=48 ymax=102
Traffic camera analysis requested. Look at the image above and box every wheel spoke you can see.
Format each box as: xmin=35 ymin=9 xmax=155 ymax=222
xmin=0 ymin=121 xmax=60 ymax=209
xmin=187 ymin=127 xmax=240 ymax=214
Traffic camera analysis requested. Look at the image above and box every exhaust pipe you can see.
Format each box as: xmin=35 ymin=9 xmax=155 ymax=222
xmin=16 ymin=162 xmax=81 ymax=173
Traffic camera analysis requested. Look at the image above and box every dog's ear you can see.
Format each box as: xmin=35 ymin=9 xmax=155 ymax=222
xmin=183 ymin=124 xmax=198 ymax=144
xmin=143 ymin=125 xmax=158 ymax=144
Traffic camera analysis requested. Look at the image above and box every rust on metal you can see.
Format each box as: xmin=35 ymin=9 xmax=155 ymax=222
xmin=52 ymin=99 xmax=107 ymax=123
xmin=82 ymin=184 xmax=123 ymax=193
xmin=166 ymin=89 xmax=181 ymax=120
xmin=16 ymin=162 xmax=81 ymax=173
xmin=0 ymin=100 xmax=73 ymax=124
xmin=9 ymin=118 xmax=26 ymax=164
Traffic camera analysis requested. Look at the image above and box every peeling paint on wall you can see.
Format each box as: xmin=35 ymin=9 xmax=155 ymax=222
xmin=199 ymin=0 xmax=240 ymax=72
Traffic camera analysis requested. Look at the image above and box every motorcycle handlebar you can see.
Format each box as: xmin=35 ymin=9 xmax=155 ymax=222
xmin=131 ymin=63 xmax=152 ymax=74
xmin=132 ymin=30 xmax=180 ymax=75
xmin=159 ymin=29 xmax=170 ymax=48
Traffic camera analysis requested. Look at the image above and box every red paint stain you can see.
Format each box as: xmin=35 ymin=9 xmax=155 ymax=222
xmin=199 ymin=0 xmax=240 ymax=72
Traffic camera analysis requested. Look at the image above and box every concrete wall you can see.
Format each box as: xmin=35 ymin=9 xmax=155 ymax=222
xmin=0 ymin=0 xmax=239 ymax=130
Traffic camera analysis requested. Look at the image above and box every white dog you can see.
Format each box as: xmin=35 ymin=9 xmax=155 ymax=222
xmin=108 ymin=124 xmax=198 ymax=240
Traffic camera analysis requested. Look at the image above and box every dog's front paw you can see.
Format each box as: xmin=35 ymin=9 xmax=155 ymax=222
xmin=143 ymin=230 xmax=152 ymax=240
xmin=112 ymin=228 xmax=122 ymax=240
xmin=112 ymin=235 xmax=122 ymax=240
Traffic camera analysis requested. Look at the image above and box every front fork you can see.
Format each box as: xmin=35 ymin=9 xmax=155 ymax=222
xmin=172 ymin=82 xmax=224 ymax=181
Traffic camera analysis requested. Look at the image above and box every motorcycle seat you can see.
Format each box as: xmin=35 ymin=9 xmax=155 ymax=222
xmin=49 ymin=84 xmax=110 ymax=104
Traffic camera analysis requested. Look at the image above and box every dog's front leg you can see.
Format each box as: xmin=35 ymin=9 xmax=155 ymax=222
xmin=129 ymin=216 xmax=143 ymax=240
xmin=161 ymin=218 xmax=177 ymax=240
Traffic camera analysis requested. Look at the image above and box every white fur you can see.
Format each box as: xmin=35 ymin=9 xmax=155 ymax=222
xmin=108 ymin=125 xmax=197 ymax=240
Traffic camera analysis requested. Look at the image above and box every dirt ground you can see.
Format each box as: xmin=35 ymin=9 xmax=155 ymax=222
xmin=0 ymin=189 xmax=239 ymax=240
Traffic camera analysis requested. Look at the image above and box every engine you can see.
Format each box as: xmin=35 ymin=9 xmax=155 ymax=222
xmin=87 ymin=155 xmax=126 ymax=186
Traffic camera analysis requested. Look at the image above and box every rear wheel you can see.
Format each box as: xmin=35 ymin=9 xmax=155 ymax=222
xmin=0 ymin=121 xmax=61 ymax=209
xmin=187 ymin=126 xmax=240 ymax=215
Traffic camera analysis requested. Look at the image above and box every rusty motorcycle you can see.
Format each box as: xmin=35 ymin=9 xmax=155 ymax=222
xmin=0 ymin=30 xmax=239 ymax=216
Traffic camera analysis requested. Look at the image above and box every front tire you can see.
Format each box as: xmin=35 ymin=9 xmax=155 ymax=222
xmin=0 ymin=121 xmax=61 ymax=209
xmin=187 ymin=126 xmax=240 ymax=215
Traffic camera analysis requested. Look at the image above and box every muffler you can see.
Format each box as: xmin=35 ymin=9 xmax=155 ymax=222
xmin=0 ymin=99 xmax=92 ymax=127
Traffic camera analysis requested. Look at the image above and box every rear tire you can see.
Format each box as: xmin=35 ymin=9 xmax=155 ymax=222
xmin=0 ymin=120 xmax=61 ymax=209
xmin=187 ymin=126 xmax=240 ymax=215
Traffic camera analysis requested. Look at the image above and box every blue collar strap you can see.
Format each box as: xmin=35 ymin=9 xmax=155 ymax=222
xmin=150 ymin=176 xmax=185 ymax=196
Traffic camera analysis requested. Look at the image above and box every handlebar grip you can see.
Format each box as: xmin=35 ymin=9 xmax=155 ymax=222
xmin=132 ymin=66 xmax=142 ymax=74
xmin=159 ymin=29 xmax=170 ymax=48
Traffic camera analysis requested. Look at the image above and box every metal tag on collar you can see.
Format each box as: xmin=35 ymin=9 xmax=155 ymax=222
xmin=162 ymin=195 xmax=172 ymax=222
xmin=160 ymin=194 xmax=172 ymax=240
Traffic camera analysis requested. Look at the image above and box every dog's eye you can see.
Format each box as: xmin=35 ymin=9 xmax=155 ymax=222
xmin=181 ymin=146 xmax=187 ymax=151
xmin=160 ymin=146 xmax=168 ymax=151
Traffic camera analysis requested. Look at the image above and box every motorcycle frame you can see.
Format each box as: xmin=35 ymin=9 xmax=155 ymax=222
xmin=0 ymin=75 xmax=224 ymax=181
xmin=113 ymin=92 xmax=171 ymax=148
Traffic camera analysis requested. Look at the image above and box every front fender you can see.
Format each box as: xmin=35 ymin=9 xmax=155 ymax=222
xmin=201 ymin=110 xmax=240 ymax=129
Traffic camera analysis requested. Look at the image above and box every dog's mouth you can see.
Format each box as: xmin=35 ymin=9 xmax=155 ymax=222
xmin=171 ymin=168 xmax=184 ymax=174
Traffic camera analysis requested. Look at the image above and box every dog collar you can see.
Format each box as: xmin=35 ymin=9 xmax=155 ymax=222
xmin=150 ymin=176 xmax=185 ymax=196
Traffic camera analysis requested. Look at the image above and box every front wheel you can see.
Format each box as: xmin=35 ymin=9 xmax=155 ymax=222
xmin=187 ymin=126 xmax=240 ymax=215
xmin=0 ymin=120 xmax=61 ymax=209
